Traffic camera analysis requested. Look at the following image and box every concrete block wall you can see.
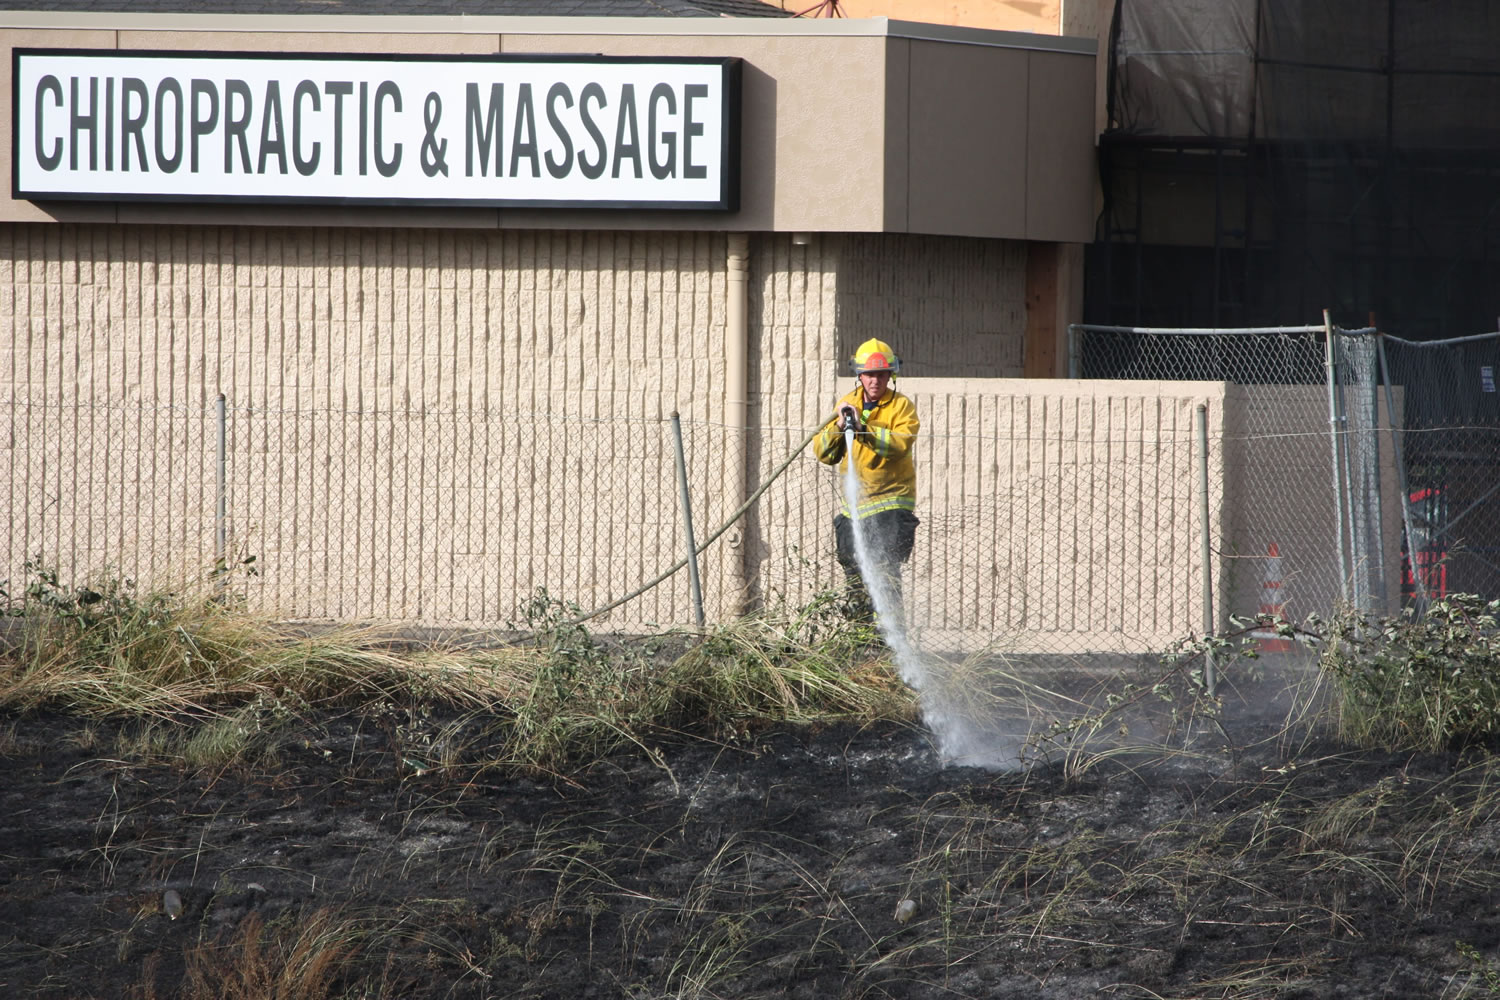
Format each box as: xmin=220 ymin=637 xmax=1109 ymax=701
xmin=3 ymin=221 xmax=1232 ymax=653
xmin=4 ymin=226 xmax=223 ymax=588
xmin=900 ymin=379 xmax=1227 ymax=653
xmin=742 ymin=234 xmax=841 ymax=613
xmin=1 ymin=223 xmax=750 ymax=627
xmin=835 ymin=234 xmax=1029 ymax=378
xmin=743 ymin=232 xmax=1032 ymax=620
xmin=739 ymin=376 xmax=1228 ymax=653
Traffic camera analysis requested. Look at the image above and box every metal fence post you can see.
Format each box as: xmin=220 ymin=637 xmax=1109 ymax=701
xmin=1376 ymin=334 xmax=1428 ymax=607
xmin=215 ymin=393 xmax=227 ymax=593
xmin=1196 ymin=403 xmax=1216 ymax=696
xmin=670 ymin=412 xmax=705 ymax=629
xmin=1323 ymin=311 xmax=1352 ymax=603
xmin=1366 ymin=348 xmax=1389 ymax=613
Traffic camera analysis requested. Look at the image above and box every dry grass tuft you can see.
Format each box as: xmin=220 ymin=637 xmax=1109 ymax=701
xmin=1 ymin=568 xmax=914 ymax=774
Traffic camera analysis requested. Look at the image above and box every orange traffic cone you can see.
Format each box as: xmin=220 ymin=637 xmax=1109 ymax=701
xmin=1252 ymin=543 xmax=1292 ymax=652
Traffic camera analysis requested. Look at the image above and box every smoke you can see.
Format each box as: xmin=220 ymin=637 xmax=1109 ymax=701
xmin=841 ymin=427 xmax=1024 ymax=769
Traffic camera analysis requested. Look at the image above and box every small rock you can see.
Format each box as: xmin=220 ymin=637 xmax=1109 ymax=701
xmin=894 ymin=898 xmax=917 ymax=923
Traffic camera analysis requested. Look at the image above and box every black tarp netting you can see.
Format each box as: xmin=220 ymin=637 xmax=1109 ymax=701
xmin=1094 ymin=0 xmax=1500 ymax=336
xmin=1112 ymin=0 xmax=1500 ymax=148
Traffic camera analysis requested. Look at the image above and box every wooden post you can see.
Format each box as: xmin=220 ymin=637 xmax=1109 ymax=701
xmin=1024 ymin=242 xmax=1083 ymax=378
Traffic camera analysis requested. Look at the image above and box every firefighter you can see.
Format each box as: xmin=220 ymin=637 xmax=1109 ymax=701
xmin=815 ymin=338 xmax=921 ymax=626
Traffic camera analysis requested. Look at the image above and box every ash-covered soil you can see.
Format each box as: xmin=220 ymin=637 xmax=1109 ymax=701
xmin=2 ymin=689 xmax=1498 ymax=999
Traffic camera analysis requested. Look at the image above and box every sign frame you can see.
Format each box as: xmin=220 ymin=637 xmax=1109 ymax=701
xmin=12 ymin=48 xmax=742 ymax=211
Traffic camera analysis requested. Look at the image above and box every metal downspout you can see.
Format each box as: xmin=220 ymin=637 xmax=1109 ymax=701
xmin=726 ymin=232 xmax=751 ymax=614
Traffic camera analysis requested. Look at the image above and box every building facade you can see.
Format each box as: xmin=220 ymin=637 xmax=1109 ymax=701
xmin=1 ymin=10 xmax=1206 ymax=651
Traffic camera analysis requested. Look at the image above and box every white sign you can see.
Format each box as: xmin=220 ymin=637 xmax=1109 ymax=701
xmin=13 ymin=50 xmax=740 ymax=209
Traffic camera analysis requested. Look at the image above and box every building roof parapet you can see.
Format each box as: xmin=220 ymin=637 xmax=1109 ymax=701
xmin=0 ymin=0 xmax=795 ymax=15
xmin=0 ymin=10 xmax=1094 ymax=54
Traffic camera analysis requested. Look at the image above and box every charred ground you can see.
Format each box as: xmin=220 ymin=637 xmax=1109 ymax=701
xmin=3 ymin=689 xmax=1498 ymax=1000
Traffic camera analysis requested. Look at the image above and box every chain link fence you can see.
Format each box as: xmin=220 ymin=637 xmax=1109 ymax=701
xmin=1074 ymin=325 xmax=1357 ymax=631
xmin=1073 ymin=322 xmax=1500 ymax=632
xmin=1378 ymin=332 xmax=1500 ymax=603
xmin=5 ymin=398 xmax=223 ymax=590
xmin=18 ymin=327 xmax=1494 ymax=658
xmin=5 ymin=385 xmax=1219 ymax=658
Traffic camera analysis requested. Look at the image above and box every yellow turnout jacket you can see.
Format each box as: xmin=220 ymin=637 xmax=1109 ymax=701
xmin=815 ymin=385 xmax=920 ymax=518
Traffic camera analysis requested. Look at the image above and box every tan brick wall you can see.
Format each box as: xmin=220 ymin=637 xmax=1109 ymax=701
xmin=1 ymin=224 xmax=749 ymax=627
xmin=3 ymin=222 xmax=1232 ymax=654
xmin=835 ymin=234 xmax=1028 ymax=378
xmin=738 ymin=376 xmax=1230 ymax=654
xmin=901 ymin=378 xmax=1228 ymax=653
xmin=743 ymin=232 xmax=1030 ymax=620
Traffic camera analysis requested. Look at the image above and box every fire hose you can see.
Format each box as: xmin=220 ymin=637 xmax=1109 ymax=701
xmin=566 ymin=420 xmax=828 ymax=625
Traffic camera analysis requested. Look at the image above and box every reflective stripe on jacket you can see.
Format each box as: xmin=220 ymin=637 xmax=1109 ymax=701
xmin=815 ymin=386 xmax=919 ymax=518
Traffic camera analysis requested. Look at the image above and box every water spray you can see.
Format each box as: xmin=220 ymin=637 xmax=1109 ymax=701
xmin=841 ymin=420 xmax=1023 ymax=770
xmin=842 ymin=420 xmax=922 ymax=684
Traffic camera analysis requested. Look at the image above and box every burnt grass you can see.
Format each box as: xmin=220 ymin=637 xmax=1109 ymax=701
xmin=3 ymin=683 xmax=1500 ymax=999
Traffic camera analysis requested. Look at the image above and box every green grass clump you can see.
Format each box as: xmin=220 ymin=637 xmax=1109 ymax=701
xmin=493 ymin=590 xmax=915 ymax=772
xmin=1322 ymin=594 xmax=1500 ymax=751
xmin=658 ymin=595 xmax=913 ymax=729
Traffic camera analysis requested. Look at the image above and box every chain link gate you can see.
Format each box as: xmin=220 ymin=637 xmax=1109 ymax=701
xmin=1072 ymin=320 xmax=1500 ymax=631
